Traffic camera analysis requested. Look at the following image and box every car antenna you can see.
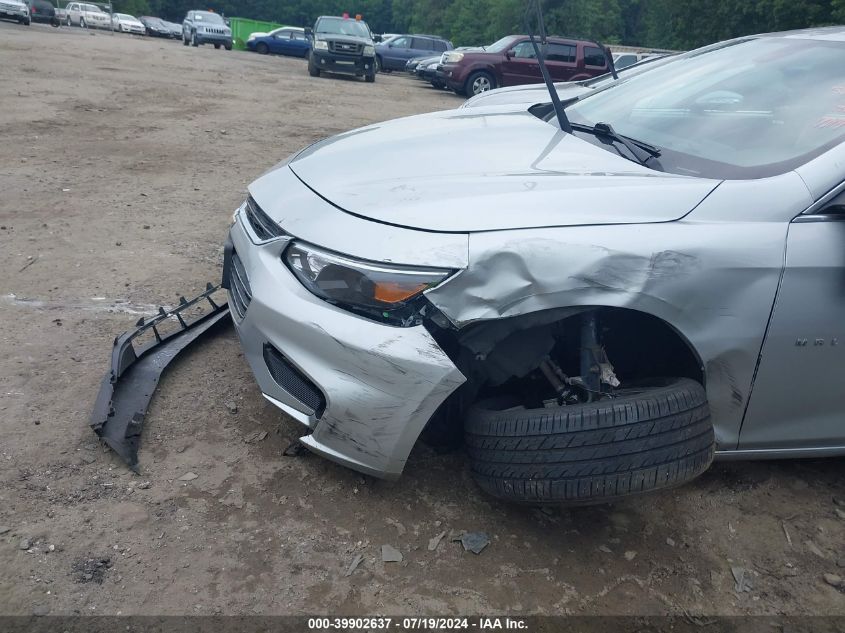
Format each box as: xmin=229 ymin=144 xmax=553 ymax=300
xmin=525 ymin=0 xmax=572 ymax=133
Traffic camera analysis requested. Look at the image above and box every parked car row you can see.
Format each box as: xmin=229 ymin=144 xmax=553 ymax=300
xmin=401 ymin=36 xmax=673 ymax=103
xmin=0 ymin=2 xmax=226 ymax=49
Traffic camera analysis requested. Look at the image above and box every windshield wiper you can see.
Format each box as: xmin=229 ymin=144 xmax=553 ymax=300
xmin=571 ymin=121 xmax=662 ymax=167
xmin=524 ymin=0 xmax=572 ymax=133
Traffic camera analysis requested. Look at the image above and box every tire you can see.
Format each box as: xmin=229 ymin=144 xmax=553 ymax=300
xmin=224 ymin=42 xmax=232 ymax=51
xmin=191 ymin=31 xmax=198 ymax=46
xmin=256 ymin=42 xmax=268 ymax=55
xmin=66 ymin=15 xmax=71 ymax=26
xmin=465 ymin=71 xmax=495 ymax=96
xmin=464 ymin=377 xmax=715 ymax=505
xmin=214 ymin=43 xmax=220 ymax=49
xmin=182 ymin=33 xmax=188 ymax=46
xmin=375 ymin=55 xmax=382 ymax=73
xmin=365 ymin=70 xmax=375 ymax=83
xmin=79 ymin=16 xmax=85 ymax=28
xmin=308 ymin=55 xmax=320 ymax=77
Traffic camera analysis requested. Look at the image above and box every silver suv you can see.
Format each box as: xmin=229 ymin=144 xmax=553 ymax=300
xmin=224 ymin=28 xmax=845 ymax=505
xmin=182 ymin=10 xmax=232 ymax=50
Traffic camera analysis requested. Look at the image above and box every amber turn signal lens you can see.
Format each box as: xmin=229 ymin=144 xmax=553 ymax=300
xmin=373 ymin=282 xmax=430 ymax=304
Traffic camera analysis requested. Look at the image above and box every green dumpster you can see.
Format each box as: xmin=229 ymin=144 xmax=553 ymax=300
xmin=229 ymin=17 xmax=287 ymax=51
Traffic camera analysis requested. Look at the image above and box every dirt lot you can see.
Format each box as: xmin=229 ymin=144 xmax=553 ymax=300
xmin=1 ymin=21 xmax=845 ymax=619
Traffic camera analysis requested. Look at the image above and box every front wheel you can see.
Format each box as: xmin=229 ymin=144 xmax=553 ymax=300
xmin=464 ymin=377 xmax=715 ymax=505
xmin=224 ymin=42 xmax=232 ymax=51
xmin=256 ymin=42 xmax=269 ymax=55
xmin=365 ymin=71 xmax=375 ymax=83
xmin=66 ymin=15 xmax=71 ymax=26
xmin=465 ymin=71 xmax=495 ymax=97
xmin=182 ymin=33 xmax=188 ymax=46
xmin=79 ymin=16 xmax=85 ymax=28
xmin=191 ymin=31 xmax=198 ymax=46
xmin=214 ymin=43 xmax=220 ymax=49
xmin=308 ymin=55 xmax=320 ymax=77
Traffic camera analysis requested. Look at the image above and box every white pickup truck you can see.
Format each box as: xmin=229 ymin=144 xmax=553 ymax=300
xmin=64 ymin=2 xmax=110 ymax=29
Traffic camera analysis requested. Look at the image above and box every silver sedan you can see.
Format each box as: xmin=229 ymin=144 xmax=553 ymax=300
xmin=224 ymin=27 xmax=845 ymax=505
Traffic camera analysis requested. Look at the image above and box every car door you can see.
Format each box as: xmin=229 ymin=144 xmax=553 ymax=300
xmin=739 ymin=186 xmax=845 ymax=450
xmin=544 ymin=42 xmax=578 ymax=82
xmin=409 ymin=37 xmax=434 ymax=63
xmin=501 ymin=40 xmax=540 ymax=86
xmin=291 ymin=31 xmax=310 ymax=56
xmin=270 ymin=29 xmax=290 ymax=54
xmin=382 ymin=35 xmax=412 ymax=70
xmin=67 ymin=2 xmax=78 ymax=23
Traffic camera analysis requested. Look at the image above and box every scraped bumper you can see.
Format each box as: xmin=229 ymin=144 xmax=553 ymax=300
xmin=224 ymin=212 xmax=465 ymax=479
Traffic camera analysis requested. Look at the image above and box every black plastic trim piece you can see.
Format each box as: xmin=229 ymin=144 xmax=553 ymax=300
xmin=90 ymin=285 xmax=231 ymax=471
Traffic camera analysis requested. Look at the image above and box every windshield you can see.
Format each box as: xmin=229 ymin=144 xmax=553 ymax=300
xmin=315 ymin=17 xmax=370 ymax=39
xmin=484 ymin=36 xmax=518 ymax=54
xmin=194 ymin=12 xmax=224 ymax=24
xmin=565 ymin=36 xmax=845 ymax=179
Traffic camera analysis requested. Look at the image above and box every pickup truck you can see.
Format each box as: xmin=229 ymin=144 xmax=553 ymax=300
xmin=307 ymin=15 xmax=377 ymax=83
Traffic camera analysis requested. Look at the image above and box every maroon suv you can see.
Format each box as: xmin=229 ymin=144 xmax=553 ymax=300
xmin=439 ymin=34 xmax=609 ymax=97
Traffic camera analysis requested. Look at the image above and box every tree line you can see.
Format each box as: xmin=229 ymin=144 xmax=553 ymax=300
xmin=111 ymin=0 xmax=845 ymax=49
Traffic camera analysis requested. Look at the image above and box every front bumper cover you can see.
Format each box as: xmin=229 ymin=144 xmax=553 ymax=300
xmin=224 ymin=209 xmax=465 ymax=479
xmin=312 ymin=50 xmax=375 ymax=76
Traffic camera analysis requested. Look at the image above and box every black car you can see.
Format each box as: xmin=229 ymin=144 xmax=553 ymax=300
xmin=28 ymin=0 xmax=59 ymax=26
xmin=139 ymin=16 xmax=170 ymax=37
xmin=307 ymin=15 xmax=378 ymax=83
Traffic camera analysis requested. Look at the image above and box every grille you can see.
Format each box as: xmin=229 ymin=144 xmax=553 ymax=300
xmin=329 ymin=41 xmax=362 ymax=55
xmin=205 ymin=27 xmax=226 ymax=34
xmin=245 ymin=196 xmax=285 ymax=241
xmin=264 ymin=345 xmax=326 ymax=416
xmin=228 ymin=251 xmax=252 ymax=320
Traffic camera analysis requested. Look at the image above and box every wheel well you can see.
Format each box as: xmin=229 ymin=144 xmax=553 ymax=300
xmin=422 ymin=306 xmax=704 ymax=443
xmin=461 ymin=306 xmax=703 ymax=386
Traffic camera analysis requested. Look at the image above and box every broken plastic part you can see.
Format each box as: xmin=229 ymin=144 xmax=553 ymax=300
xmin=89 ymin=284 xmax=231 ymax=472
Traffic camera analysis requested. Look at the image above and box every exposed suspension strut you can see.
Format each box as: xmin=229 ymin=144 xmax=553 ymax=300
xmin=539 ymin=311 xmax=620 ymax=405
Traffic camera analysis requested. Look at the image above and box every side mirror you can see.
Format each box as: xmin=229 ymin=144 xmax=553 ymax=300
xmin=505 ymin=50 xmax=513 ymax=59
xmin=304 ymin=27 xmax=312 ymax=37
xmin=373 ymin=34 xmax=382 ymax=43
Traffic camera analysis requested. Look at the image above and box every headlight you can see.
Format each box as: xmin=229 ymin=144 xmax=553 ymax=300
xmin=443 ymin=51 xmax=464 ymax=63
xmin=363 ymin=45 xmax=375 ymax=56
xmin=427 ymin=62 xmax=438 ymax=69
xmin=314 ymin=40 xmax=328 ymax=50
xmin=285 ymin=241 xmax=453 ymax=325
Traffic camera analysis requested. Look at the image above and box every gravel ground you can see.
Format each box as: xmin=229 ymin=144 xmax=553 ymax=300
xmin=1 ymin=21 xmax=845 ymax=618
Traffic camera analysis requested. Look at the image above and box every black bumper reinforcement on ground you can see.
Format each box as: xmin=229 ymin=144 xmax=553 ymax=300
xmin=89 ymin=283 xmax=231 ymax=471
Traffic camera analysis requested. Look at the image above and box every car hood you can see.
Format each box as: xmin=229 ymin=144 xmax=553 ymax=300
xmin=462 ymin=82 xmax=594 ymax=109
xmin=316 ymin=34 xmax=372 ymax=45
xmin=285 ymin=108 xmax=721 ymax=233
